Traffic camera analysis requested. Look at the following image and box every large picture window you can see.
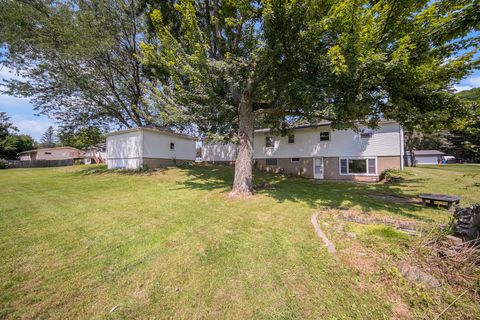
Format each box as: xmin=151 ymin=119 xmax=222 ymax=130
xmin=340 ymin=158 xmax=376 ymax=175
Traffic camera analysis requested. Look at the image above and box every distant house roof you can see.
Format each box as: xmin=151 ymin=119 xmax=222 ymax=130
xmin=105 ymin=127 xmax=196 ymax=141
xmin=406 ymin=150 xmax=446 ymax=156
xmin=18 ymin=146 xmax=81 ymax=155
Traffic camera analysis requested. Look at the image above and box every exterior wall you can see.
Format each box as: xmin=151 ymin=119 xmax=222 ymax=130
xmin=143 ymin=158 xmax=191 ymax=168
xmin=253 ymin=122 xmax=403 ymax=159
xmin=202 ymin=143 xmax=236 ymax=162
xmin=143 ymin=130 xmax=196 ymax=161
xmin=415 ymin=156 xmax=441 ymax=165
xmin=255 ymin=158 xmax=313 ymax=178
xmin=106 ymin=130 xmax=143 ymax=169
xmin=34 ymin=148 xmax=81 ymax=160
xmin=19 ymin=155 xmax=31 ymax=161
xmin=255 ymin=156 xmax=401 ymax=182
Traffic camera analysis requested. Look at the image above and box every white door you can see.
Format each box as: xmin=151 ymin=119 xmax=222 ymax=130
xmin=313 ymin=157 xmax=324 ymax=179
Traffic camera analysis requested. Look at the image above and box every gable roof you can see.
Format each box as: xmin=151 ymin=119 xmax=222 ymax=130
xmin=105 ymin=127 xmax=196 ymax=141
xmin=19 ymin=146 xmax=81 ymax=155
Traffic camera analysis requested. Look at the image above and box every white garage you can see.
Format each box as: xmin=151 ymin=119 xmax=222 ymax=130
xmin=106 ymin=127 xmax=196 ymax=169
xmin=406 ymin=150 xmax=445 ymax=166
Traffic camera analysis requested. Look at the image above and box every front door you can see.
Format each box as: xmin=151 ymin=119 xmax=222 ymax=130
xmin=313 ymin=157 xmax=324 ymax=179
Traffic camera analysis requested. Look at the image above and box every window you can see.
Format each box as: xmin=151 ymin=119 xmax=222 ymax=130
xmin=44 ymin=152 xmax=52 ymax=155
xmin=170 ymin=142 xmax=175 ymax=150
xmin=368 ymin=158 xmax=376 ymax=174
xmin=360 ymin=128 xmax=373 ymax=139
xmin=340 ymin=158 xmax=376 ymax=175
xmin=288 ymin=135 xmax=294 ymax=144
xmin=265 ymin=136 xmax=275 ymax=148
xmin=266 ymin=158 xmax=277 ymax=165
xmin=320 ymin=131 xmax=330 ymax=141
xmin=340 ymin=159 xmax=348 ymax=174
xmin=291 ymin=157 xmax=299 ymax=163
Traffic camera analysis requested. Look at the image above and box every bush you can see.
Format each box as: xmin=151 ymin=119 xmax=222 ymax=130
xmin=0 ymin=159 xmax=10 ymax=169
xmin=379 ymin=168 xmax=404 ymax=183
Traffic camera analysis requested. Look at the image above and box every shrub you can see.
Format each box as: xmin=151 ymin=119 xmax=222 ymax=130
xmin=379 ymin=168 xmax=404 ymax=183
xmin=0 ymin=159 xmax=10 ymax=169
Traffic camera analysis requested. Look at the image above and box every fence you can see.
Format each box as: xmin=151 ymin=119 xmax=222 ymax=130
xmin=8 ymin=159 xmax=75 ymax=168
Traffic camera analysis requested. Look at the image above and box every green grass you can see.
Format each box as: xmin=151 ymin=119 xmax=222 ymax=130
xmin=0 ymin=164 xmax=478 ymax=319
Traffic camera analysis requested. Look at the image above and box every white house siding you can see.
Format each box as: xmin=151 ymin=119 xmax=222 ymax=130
xmin=106 ymin=130 xmax=143 ymax=169
xmin=142 ymin=130 xmax=196 ymax=161
xmin=253 ymin=122 xmax=403 ymax=159
xmin=201 ymin=143 xmax=236 ymax=162
xmin=415 ymin=156 xmax=441 ymax=165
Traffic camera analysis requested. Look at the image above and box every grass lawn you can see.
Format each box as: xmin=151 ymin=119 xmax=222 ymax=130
xmin=0 ymin=164 xmax=478 ymax=319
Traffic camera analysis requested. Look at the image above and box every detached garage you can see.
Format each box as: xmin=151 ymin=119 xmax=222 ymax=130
xmin=106 ymin=127 xmax=196 ymax=169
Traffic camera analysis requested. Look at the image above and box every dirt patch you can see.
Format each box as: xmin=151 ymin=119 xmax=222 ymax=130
xmin=366 ymin=193 xmax=421 ymax=205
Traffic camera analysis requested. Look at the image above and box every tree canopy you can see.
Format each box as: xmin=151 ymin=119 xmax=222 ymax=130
xmin=0 ymin=112 xmax=36 ymax=159
xmin=58 ymin=126 xmax=105 ymax=150
xmin=0 ymin=0 xmax=183 ymax=130
xmin=141 ymin=0 xmax=479 ymax=194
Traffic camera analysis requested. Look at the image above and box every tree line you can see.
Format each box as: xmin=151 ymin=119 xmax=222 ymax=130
xmin=1 ymin=0 xmax=478 ymax=194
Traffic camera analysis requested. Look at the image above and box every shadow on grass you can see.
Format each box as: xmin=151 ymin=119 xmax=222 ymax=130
xmin=176 ymin=165 xmax=434 ymax=222
xmin=73 ymin=165 xmax=169 ymax=176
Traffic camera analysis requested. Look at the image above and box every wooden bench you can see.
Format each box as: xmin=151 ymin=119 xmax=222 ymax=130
xmin=419 ymin=194 xmax=460 ymax=210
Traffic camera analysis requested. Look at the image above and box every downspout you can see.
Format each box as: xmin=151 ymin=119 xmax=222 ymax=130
xmin=399 ymin=125 xmax=405 ymax=170
xmin=140 ymin=129 xmax=144 ymax=169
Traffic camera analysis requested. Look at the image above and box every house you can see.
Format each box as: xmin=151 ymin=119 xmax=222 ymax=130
xmin=202 ymin=120 xmax=405 ymax=182
xmin=405 ymin=150 xmax=446 ymax=166
xmin=19 ymin=146 xmax=83 ymax=161
xmin=106 ymin=127 xmax=196 ymax=169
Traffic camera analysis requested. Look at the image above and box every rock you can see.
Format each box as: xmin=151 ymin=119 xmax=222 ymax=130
xmin=109 ymin=305 xmax=119 ymax=313
xmin=445 ymin=235 xmax=463 ymax=246
xmin=453 ymin=204 xmax=480 ymax=242
xmin=345 ymin=232 xmax=357 ymax=239
xmin=398 ymin=262 xmax=441 ymax=289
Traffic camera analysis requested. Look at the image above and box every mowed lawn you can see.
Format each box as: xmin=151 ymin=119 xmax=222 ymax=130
xmin=0 ymin=164 xmax=479 ymax=319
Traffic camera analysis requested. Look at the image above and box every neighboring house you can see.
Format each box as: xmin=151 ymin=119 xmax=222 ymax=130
xmin=106 ymin=127 xmax=196 ymax=169
xmin=83 ymin=144 xmax=107 ymax=164
xmin=19 ymin=146 xmax=83 ymax=161
xmin=202 ymin=120 xmax=405 ymax=182
xmin=405 ymin=150 xmax=446 ymax=166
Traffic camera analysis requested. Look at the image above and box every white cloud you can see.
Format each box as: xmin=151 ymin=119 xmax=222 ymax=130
xmin=11 ymin=116 xmax=56 ymax=141
xmin=0 ymin=94 xmax=31 ymax=108
xmin=454 ymin=76 xmax=480 ymax=92
xmin=0 ymin=66 xmax=25 ymax=81
xmin=454 ymin=85 xmax=473 ymax=92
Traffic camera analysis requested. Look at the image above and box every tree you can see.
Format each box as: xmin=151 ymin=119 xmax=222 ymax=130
xmin=0 ymin=134 xmax=36 ymax=160
xmin=452 ymin=87 xmax=480 ymax=161
xmin=0 ymin=111 xmax=17 ymax=140
xmin=141 ymin=0 xmax=479 ymax=195
xmin=0 ymin=0 xmax=182 ymax=130
xmin=0 ymin=112 xmax=36 ymax=159
xmin=40 ymin=126 xmax=57 ymax=148
xmin=58 ymin=127 xmax=105 ymax=150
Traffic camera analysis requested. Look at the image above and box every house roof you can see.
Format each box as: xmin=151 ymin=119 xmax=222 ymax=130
xmin=19 ymin=146 xmax=81 ymax=155
xmin=406 ymin=150 xmax=446 ymax=156
xmin=105 ymin=127 xmax=196 ymax=141
xmin=254 ymin=120 xmax=398 ymax=133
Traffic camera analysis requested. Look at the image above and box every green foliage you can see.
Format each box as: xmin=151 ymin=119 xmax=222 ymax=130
xmin=0 ymin=0 xmax=173 ymax=129
xmin=379 ymin=169 xmax=405 ymax=183
xmin=142 ymin=0 xmax=479 ymax=137
xmin=58 ymin=127 xmax=105 ymax=150
xmin=0 ymin=112 xmax=36 ymax=159
xmin=39 ymin=126 xmax=57 ymax=148
xmin=0 ymin=159 xmax=9 ymax=169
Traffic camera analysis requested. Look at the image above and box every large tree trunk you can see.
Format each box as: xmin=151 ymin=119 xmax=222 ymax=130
xmin=230 ymin=84 xmax=255 ymax=197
